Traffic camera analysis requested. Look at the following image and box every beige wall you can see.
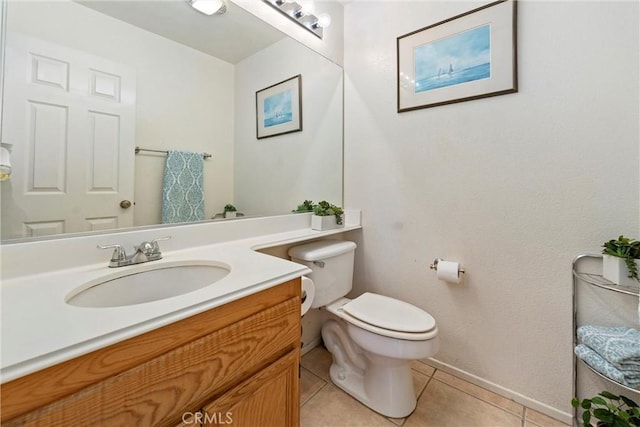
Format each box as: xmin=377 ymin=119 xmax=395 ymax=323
xmin=343 ymin=0 xmax=639 ymax=420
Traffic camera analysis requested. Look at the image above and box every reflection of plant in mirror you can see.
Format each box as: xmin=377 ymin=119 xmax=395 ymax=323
xmin=602 ymin=235 xmax=640 ymax=281
xmin=294 ymin=200 xmax=315 ymax=213
xmin=224 ymin=204 xmax=237 ymax=212
xmin=313 ymin=201 xmax=344 ymax=225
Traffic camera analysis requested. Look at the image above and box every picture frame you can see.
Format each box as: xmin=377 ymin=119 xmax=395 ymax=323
xmin=256 ymin=74 xmax=302 ymax=139
xmin=397 ymin=0 xmax=517 ymax=112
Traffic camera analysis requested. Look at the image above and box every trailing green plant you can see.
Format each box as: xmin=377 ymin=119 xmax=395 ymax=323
xmin=572 ymin=391 xmax=640 ymax=427
xmin=312 ymin=200 xmax=344 ymax=225
xmin=602 ymin=235 xmax=640 ymax=281
xmin=293 ymin=200 xmax=315 ymax=213
xmin=223 ymin=204 xmax=237 ymax=212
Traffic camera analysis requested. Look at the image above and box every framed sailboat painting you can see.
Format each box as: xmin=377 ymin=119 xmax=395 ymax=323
xmin=397 ymin=0 xmax=517 ymax=112
xmin=256 ymin=75 xmax=303 ymax=139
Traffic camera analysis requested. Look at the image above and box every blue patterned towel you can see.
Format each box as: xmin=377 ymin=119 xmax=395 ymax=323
xmin=161 ymin=150 xmax=204 ymax=224
xmin=575 ymin=344 xmax=640 ymax=387
xmin=577 ymin=325 xmax=640 ymax=372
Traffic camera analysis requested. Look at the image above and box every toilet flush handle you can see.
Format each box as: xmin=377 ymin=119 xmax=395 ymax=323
xmin=313 ymin=261 xmax=325 ymax=268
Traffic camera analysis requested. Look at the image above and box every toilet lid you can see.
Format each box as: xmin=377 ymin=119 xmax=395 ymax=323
xmin=342 ymin=292 xmax=436 ymax=333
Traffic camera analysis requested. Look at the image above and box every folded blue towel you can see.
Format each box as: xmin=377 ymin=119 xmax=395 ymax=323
xmin=575 ymin=344 xmax=640 ymax=388
xmin=162 ymin=150 xmax=204 ymax=224
xmin=577 ymin=326 xmax=640 ymax=372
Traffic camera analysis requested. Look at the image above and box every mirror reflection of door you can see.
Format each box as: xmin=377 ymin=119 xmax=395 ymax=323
xmin=1 ymin=34 xmax=135 ymax=239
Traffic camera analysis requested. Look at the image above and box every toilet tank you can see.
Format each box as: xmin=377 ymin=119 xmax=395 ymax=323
xmin=288 ymin=240 xmax=357 ymax=308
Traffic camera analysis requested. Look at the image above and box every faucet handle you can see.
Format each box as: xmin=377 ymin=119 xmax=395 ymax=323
xmin=97 ymin=244 xmax=127 ymax=261
xmin=149 ymin=236 xmax=171 ymax=254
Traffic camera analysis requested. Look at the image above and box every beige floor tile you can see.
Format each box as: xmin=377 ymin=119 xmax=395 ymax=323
xmin=411 ymin=360 xmax=436 ymax=377
xmin=524 ymin=408 xmax=570 ymax=427
xmin=301 ymin=367 xmax=327 ymax=406
xmin=301 ymin=346 xmax=334 ymax=382
xmin=300 ymin=383 xmax=398 ymax=427
xmin=404 ymin=379 xmax=522 ymax=427
xmin=433 ymin=370 xmax=524 ymax=417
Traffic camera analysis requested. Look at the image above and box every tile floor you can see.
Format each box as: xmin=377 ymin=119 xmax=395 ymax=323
xmin=300 ymin=346 xmax=571 ymax=427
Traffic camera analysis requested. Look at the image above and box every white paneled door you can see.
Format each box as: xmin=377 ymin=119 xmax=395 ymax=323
xmin=1 ymin=34 xmax=136 ymax=239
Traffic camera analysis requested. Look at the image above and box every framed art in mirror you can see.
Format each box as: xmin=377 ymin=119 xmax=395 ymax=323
xmin=256 ymin=74 xmax=302 ymax=139
xmin=397 ymin=0 xmax=517 ymax=112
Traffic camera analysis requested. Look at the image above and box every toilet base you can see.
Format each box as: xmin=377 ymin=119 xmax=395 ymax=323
xmin=322 ymin=318 xmax=418 ymax=418
xmin=328 ymin=356 xmax=417 ymax=419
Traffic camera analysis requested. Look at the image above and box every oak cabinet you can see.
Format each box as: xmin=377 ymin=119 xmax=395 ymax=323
xmin=1 ymin=278 xmax=301 ymax=426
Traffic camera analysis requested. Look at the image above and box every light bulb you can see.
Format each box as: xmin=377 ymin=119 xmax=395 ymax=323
xmin=316 ymin=13 xmax=331 ymax=28
xmin=299 ymin=0 xmax=315 ymax=15
xmin=189 ymin=0 xmax=225 ymax=15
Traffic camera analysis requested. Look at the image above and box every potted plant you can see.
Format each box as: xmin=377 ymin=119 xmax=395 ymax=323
xmin=311 ymin=200 xmax=344 ymax=231
xmin=223 ymin=204 xmax=237 ymax=219
xmin=293 ymin=200 xmax=315 ymax=213
xmin=602 ymin=235 xmax=640 ymax=286
xmin=572 ymin=391 xmax=640 ymax=427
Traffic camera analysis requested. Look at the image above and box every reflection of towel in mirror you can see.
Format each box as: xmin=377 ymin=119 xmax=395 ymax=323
xmin=162 ymin=150 xmax=204 ymax=224
xmin=575 ymin=344 xmax=640 ymax=387
xmin=577 ymin=325 xmax=640 ymax=372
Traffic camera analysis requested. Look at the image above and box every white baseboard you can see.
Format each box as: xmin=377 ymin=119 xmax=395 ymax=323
xmin=301 ymin=336 xmax=322 ymax=356
xmin=426 ymin=358 xmax=573 ymax=425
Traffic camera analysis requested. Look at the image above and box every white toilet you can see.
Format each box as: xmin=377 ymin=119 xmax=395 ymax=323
xmin=289 ymin=240 xmax=439 ymax=418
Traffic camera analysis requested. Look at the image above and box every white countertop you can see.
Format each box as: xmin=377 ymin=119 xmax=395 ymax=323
xmin=0 ymin=215 xmax=361 ymax=383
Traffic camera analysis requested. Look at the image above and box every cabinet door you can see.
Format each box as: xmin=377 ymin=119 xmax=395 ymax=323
xmin=202 ymin=350 xmax=299 ymax=427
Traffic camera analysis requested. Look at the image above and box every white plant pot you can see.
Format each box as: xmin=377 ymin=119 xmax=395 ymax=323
xmin=602 ymin=254 xmax=640 ymax=286
xmin=224 ymin=211 xmax=237 ymax=219
xmin=311 ymin=214 xmax=344 ymax=231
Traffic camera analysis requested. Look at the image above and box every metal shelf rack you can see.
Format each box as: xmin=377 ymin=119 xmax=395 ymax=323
xmin=572 ymin=253 xmax=640 ymax=405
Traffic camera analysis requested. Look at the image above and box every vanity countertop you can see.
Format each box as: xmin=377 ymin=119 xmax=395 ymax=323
xmin=0 ymin=218 xmax=361 ymax=383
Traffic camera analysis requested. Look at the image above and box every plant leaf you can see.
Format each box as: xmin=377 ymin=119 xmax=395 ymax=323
xmin=600 ymin=391 xmax=619 ymax=400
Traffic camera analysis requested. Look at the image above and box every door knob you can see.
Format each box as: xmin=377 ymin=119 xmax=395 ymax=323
xmin=120 ymin=200 xmax=132 ymax=209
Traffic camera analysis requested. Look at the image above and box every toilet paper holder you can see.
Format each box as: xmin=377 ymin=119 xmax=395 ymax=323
xmin=429 ymin=258 xmax=465 ymax=274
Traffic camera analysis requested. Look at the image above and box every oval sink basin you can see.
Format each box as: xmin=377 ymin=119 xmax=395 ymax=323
xmin=67 ymin=262 xmax=230 ymax=308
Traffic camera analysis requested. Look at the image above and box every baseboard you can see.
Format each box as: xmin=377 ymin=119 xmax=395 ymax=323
xmin=426 ymin=357 xmax=573 ymax=425
xmin=301 ymin=336 xmax=322 ymax=356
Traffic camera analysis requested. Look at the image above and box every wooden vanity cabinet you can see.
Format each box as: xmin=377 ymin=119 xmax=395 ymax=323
xmin=1 ymin=278 xmax=301 ymax=426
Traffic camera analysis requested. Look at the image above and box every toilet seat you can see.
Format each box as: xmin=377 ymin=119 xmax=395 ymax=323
xmin=340 ymin=293 xmax=437 ymax=341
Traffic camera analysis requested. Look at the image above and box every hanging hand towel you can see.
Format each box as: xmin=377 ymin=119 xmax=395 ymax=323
xmin=162 ymin=150 xmax=204 ymax=224
xmin=577 ymin=325 xmax=640 ymax=372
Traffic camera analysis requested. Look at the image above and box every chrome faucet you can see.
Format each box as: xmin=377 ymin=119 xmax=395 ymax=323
xmin=98 ymin=237 xmax=171 ymax=268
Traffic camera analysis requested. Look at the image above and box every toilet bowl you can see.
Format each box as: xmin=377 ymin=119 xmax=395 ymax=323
xmin=288 ymin=240 xmax=440 ymax=418
xmin=322 ymin=295 xmax=439 ymax=418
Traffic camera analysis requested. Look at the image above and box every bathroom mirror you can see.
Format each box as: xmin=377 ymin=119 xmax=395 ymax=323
xmin=0 ymin=0 xmax=343 ymax=242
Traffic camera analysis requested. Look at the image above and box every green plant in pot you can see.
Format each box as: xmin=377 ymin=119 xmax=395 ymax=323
xmin=293 ymin=200 xmax=314 ymax=213
xmin=572 ymin=391 xmax=640 ymax=427
xmin=602 ymin=235 xmax=640 ymax=284
xmin=313 ymin=200 xmax=344 ymax=225
xmin=223 ymin=204 xmax=237 ymax=218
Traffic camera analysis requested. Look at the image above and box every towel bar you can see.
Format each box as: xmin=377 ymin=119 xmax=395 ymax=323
xmin=135 ymin=147 xmax=212 ymax=160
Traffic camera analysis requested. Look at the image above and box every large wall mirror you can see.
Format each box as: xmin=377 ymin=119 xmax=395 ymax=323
xmin=0 ymin=0 xmax=343 ymax=242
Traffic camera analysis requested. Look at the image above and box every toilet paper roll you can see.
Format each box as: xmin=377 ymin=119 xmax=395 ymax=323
xmin=301 ymin=277 xmax=315 ymax=316
xmin=437 ymin=261 xmax=462 ymax=284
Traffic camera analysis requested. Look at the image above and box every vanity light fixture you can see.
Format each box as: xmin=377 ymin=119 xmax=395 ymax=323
xmin=263 ymin=0 xmax=330 ymax=39
xmin=188 ymin=0 xmax=226 ymax=16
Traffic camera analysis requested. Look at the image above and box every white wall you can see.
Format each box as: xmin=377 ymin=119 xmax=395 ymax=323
xmin=234 ymin=37 xmax=343 ymax=216
xmin=6 ymin=1 xmax=235 ymax=226
xmin=343 ymin=0 xmax=639 ymax=419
